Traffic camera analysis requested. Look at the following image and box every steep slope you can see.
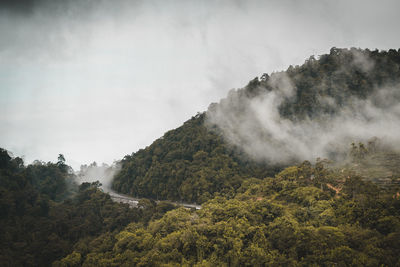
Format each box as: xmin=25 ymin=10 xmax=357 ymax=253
xmin=113 ymin=48 xmax=400 ymax=203
xmin=207 ymin=47 xmax=400 ymax=163
xmin=63 ymin=163 xmax=400 ymax=266
xmin=0 ymin=149 xmax=176 ymax=266
xmin=112 ymin=114 xmax=282 ymax=203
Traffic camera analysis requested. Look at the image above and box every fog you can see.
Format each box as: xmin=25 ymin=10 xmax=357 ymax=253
xmin=76 ymin=162 xmax=121 ymax=191
xmin=206 ymin=52 xmax=400 ymax=164
xmin=1 ymin=0 xmax=400 ymax=169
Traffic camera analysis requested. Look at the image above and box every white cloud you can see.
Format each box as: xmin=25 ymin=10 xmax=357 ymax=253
xmin=1 ymin=0 xmax=400 ymax=169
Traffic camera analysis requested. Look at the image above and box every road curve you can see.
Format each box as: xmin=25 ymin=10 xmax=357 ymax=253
xmin=103 ymin=187 xmax=201 ymax=210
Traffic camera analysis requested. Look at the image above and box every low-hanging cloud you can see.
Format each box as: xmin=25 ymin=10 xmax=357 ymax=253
xmin=2 ymin=0 xmax=400 ymax=169
xmin=76 ymin=162 xmax=121 ymax=191
xmin=206 ymin=60 xmax=400 ymax=164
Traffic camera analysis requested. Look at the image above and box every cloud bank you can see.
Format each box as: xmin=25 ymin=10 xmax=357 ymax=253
xmin=206 ymin=56 xmax=400 ymax=164
xmin=76 ymin=162 xmax=121 ymax=191
xmin=1 ymin=0 xmax=400 ymax=169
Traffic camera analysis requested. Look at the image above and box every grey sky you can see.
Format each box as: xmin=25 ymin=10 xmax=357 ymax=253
xmin=1 ymin=0 xmax=399 ymax=169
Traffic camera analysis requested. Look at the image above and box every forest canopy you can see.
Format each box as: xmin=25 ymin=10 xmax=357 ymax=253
xmin=63 ymin=159 xmax=400 ymax=266
xmin=2 ymin=48 xmax=400 ymax=266
xmin=113 ymin=48 xmax=400 ymax=204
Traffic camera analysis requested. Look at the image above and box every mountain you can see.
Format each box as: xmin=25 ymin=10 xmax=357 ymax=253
xmin=0 ymin=149 xmax=175 ymax=266
xmin=113 ymin=47 xmax=400 ymax=203
xmin=62 ymin=159 xmax=400 ymax=266
xmin=2 ymin=47 xmax=400 ymax=266
xmin=112 ymin=113 xmax=283 ymax=204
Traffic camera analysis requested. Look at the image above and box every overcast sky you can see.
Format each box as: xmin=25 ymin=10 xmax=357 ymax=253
xmin=1 ymin=0 xmax=399 ymax=169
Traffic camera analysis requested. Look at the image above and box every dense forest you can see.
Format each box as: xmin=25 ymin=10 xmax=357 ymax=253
xmin=1 ymin=48 xmax=400 ymax=266
xmin=62 ymin=159 xmax=400 ymax=266
xmin=112 ymin=114 xmax=283 ymax=204
xmin=113 ymin=47 xmax=400 ymax=204
xmin=0 ymin=149 xmax=176 ymax=266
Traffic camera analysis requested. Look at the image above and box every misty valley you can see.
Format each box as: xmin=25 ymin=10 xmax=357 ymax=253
xmin=2 ymin=48 xmax=400 ymax=266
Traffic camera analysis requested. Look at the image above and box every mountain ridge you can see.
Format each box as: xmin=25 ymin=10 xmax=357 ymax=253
xmin=113 ymin=47 xmax=400 ymax=203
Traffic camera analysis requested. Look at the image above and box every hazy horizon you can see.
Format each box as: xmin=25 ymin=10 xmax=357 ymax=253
xmin=1 ymin=0 xmax=400 ymax=169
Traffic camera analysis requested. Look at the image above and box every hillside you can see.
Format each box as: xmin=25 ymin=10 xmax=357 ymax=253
xmin=62 ymin=162 xmax=400 ymax=266
xmin=2 ymin=146 xmax=399 ymax=266
xmin=113 ymin=48 xmax=400 ymax=203
xmin=112 ymin=114 xmax=283 ymax=204
xmin=2 ymin=47 xmax=400 ymax=266
xmin=0 ymin=149 xmax=176 ymax=266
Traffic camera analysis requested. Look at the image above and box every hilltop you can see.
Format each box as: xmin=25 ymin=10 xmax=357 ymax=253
xmin=2 ymin=47 xmax=400 ymax=266
xmin=113 ymin=48 xmax=400 ymax=203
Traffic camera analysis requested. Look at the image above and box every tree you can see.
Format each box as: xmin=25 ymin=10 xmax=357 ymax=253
xmin=57 ymin=154 xmax=66 ymax=165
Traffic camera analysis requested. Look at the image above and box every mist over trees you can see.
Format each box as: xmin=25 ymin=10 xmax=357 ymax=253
xmin=1 ymin=48 xmax=400 ymax=266
xmin=113 ymin=48 xmax=400 ymax=204
xmin=112 ymin=114 xmax=282 ymax=204
xmin=0 ymin=149 xmax=175 ymax=266
xmin=62 ymin=161 xmax=400 ymax=266
xmin=207 ymin=47 xmax=400 ymax=164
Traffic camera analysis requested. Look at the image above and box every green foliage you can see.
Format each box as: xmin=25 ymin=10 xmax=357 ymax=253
xmin=346 ymin=140 xmax=400 ymax=186
xmin=276 ymin=47 xmax=400 ymax=120
xmin=68 ymin=162 xmax=400 ymax=266
xmin=113 ymin=48 xmax=400 ymax=204
xmin=112 ymin=114 xmax=281 ymax=203
xmin=4 ymin=48 xmax=400 ymax=266
xmin=0 ymin=149 xmax=174 ymax=267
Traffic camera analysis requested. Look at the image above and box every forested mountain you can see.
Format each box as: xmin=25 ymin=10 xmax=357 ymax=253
xmin=113 ymin=48 xmax=400 ymax=203
xmin=62 ymin=162 xmax=400 ymax=266
xmin=112 ymin=114 xmax=283 ymax=204
xmin=2 ymin=48 xmax=400 ymax=266
xmin=0 ymin=149 xmax=176 ymax=266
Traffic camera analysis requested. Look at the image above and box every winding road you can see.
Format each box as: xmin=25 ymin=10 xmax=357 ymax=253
xmin=103 ymin=187 xmax=201 ymax=210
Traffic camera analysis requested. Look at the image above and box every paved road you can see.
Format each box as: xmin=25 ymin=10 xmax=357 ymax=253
xmin=107 ymin=190 xmax=139 ymax=208
xmin=104 ymin=187 xmax=201 ymax=210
